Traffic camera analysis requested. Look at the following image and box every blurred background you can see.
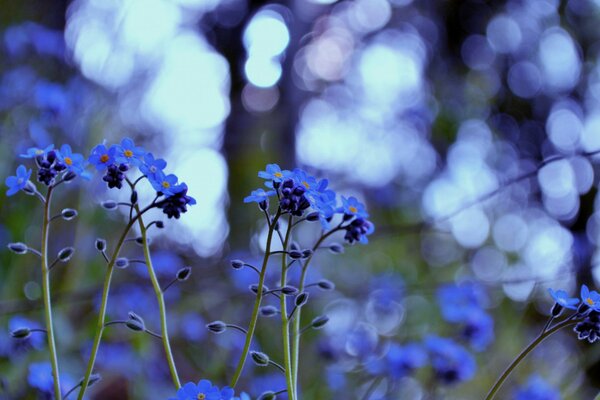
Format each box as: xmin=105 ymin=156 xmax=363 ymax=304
xmin=2 ymin=0 xmax=600 ymax=398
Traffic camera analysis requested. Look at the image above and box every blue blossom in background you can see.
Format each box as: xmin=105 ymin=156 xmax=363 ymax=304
xmin=436 ymin=283 xmax=487 ymax=323
xmin=28 ymin=362 xmax=54 ymax=393
xmin=425 ymin=336 xmax=476 ymax=385
xmin=19 ymin=144 xmax=53 ymax=159
xmin=115 ymin=137 xmax=144 ymax=166
xmin=34 ymin=81 xmax=69 ymax=116
xmin=339 ymin=196 xmax=369 ymax=219
xmin=462 ymin=311 xmax=494 ymax=351
xmin=367 ymin=342 xmax=426 ymax=380
xmin=244 ymin=188 xmax=276 ymax=205
xmin=547 ymin=288 xmax=579 ymax=310
xmin=9 ymin=315 xmax=45 ymax=353
xmin=513 ymin=375 xmax=560 ymax=400
xmin=5 ymin=164 xmax=31 ymax=196
xmin=88 ymin=143 xmax=116 ymax=171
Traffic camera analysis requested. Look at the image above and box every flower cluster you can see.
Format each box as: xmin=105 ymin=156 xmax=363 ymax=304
xmin=548 ymin=284 xmax=600 ymax=343
xmin=169 ymin=379 xmax=239 ymax=400
xmin=245 ymin=163 xmax=374 ymax=244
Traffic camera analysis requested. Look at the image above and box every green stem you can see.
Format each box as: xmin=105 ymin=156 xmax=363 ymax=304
xmin=77 ymin=206 xmax=152 ymax=400
xmin=279 ymin=215 xmax=295 ymax=400
xmin=230 ymin=209 xmax=281 ymax=388
xmin=485 ymin=319 xmax=578 ymax=400
xmin=41 ymin=186 xmax=61 ymax=400
xmin=136 ymin=207 xmax=181 ymax=389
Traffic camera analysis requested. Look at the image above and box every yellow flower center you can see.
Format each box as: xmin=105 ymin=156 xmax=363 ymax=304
xmin=162 ymin=181 xmax=170 ymax=189
xmin=274 ymin=172 xmax=283 ymax=178
xmin=587 ymin=297 xmax=594 ymax=306
xmin=64 ymin=157 xmax=73 ymax=165
xmin=124 ymin=150 xmax=133 ymax=158
xmin=197 ymin=394 xmax=206 ymax=400
xmin=349 ymin=206 xmax=358 ymax=214
xmin=100 ymin=154 xmax=109 ymax=163
xmin=302 ymin=181 xmax=310 ymax=189
xmin=17 ymin=178 xmax=23 ymax=184
xmin=35 ymin=149 xmax=44 ymax=155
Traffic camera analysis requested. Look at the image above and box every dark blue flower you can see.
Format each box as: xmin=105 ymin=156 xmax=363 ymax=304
xmin=462 ymin=311 xmax=494 ymax=351
xmin=343 ymin=217 xmax=374 ymax=244
xmin=139 ymin=152 xmax=167 ymax=182
xmin=244 ymin=188 xmax=276 ymax=205
xmin=57 ymin=144 xmax=88 ymax=178
xmin=19 ymin=144 xmax=54 ymax=159
xmin=339 ymin=196 xmax=369 ymax=219
xmin=114 ymin=137 xmax=145 ymax=166
xmin=279 ymin=178 xmax=311 ymax=216
xmin=157 ymin=183 xmax=196 ymax=219
xmin=513 ymin=374 xmax=560 ymax=400
xmin=88 ymin=143 xmax=116 ymax=171
xmin=35 ymin=150 xmax=66 ymax=185
xmin=436 ymin=283 xmax=487 ymax=323
xmin=5 ymin=165 xmax=31 ymax=196
xmin=102 ymin=163 xmax=129 ymax=189
xmin=574 ymin=310 xmax=600 ymax=343
xmin=425 ymin=336 xmax=476 ymax=385
xmin=169 ymin=379 xmax=234 ymax=400
xmin=580 ymin=284 xmax=600 ymax=312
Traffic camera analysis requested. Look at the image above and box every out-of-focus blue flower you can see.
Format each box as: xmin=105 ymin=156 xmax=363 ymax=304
xmin=34 ymin=81 xmax=69 ymax=116
xmin=548 ymin=288 xmax=579 ymax=310
xmin=345 ymin=323 xmax=378 ymax=360
xmin=115 ymin=137 xmax=145 ymax=166
xmin=169 ymin=380 xmax=234 ymax=400
xmin=157 ymin=183 xmax=196 ymax=219
xmin=580 ymin=285 xmax=600 ymax=311
xmin=139 ymin=153 xmax=167 ymax=182
xmin=250 ymin=373 xmax=288 ymax=399
xmin=57 ymin=144 xmax=88 ymax=178
xmin=244 ymin=188 xmax=276 ymax=204
xmin=513 ymin=374 xmax=560 ymax=400
xmin=88 ymin=144 xmax=116 ymax=171
xmin=339 ymin=196 xmax=369 ymax=219
xmin=20 ymin=144 xmax=53 ymax=159
xmin=425 ymin=336 xmax=476 ymax=385
xmin=462 ymin=311 xmax=494 ymax=351
xmin=381 ymin=343 xmax=427 ymax=380
xmin=5 ymin=165 xmax=31 ymax=196
xmin=28 ymin=362 xmax=54 ymax=393
xmin=436 ymin=283 xmax=487 ymax=323
xmin=9 ymin=315 xmax=45 ymax=352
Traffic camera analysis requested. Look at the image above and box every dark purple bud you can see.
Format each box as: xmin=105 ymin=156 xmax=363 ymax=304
xmin=115 ymin=257 xmax=129 ymax=269
xmin=10 ymin=327 xmax=31 ymax=339
xmin=61 ymin=208 xmax=78 ymax=220
xmin=231 ymin=259 xmax=244 ymax=269
xmin=155 ymin=221 xmax=164 ymax=229
xmin=295 ymin=292 xmax=309 ymax=307
xmin=95 ymin=238 xmax=107 ymax=252
xmin=118 ymin=163 xmax=129 ymax=172
xmin=206 ymin=320 xmax=227 ymax=334
xmin=311 ymin=315 xmax=329 ymax=329
xmin=260 ymin=306 xmax=279 ymax=317
xmin=306 ymin=212 xmax=320 ymax=222
xmin=58 ymin=247 xmax=75 ymax=262
xmin=130 ymin=190 xmax=138 ymax=205
xmin=301 ymin=249 xmax=313 ymax=258
xmin=126 ymin=312 xmax=145 ymax=331
xmin=101 ymin=200 xmax=118 ymax=210
xmin=258 ymin=391 xmax=277 ymax=400
xmin=329 ymin=243 xmax=344 ymax=254
xmin=317 ymin=279 xmax=335 ymax=291
xmin=8 ymin=242 xmax=28 ymax=254
xmin=176 ymin=267 xmax=191 ymax=281
xmin=251 ymin=351 xmax=269 ymax=366
xmin=280 ymin=286 xmax=299 ymax=296
xmin=63 ymin=171 xmax=77 ymax=182
xmin=289 ymin=250 xmax=303 ymax=259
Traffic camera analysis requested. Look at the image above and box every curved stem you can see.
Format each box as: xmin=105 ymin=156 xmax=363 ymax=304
xmin=485 ymin=319 xmax=578 ymax=400
xmin=279 ymin=215 xmax=295 ymax=400
xmin=230 ymin=209 xmax=282 ymax=388
xmin=41 ymin=186 xmax=62 ymax=400
xmin=135 ymin=207 xmax=181 ymax=389
xmin=77 ymin=205 xmax=153 ymax=400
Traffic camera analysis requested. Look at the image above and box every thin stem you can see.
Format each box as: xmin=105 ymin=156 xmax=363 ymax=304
xmin=243 ymin=263 xmax=261 ymax=275
xmin=41 ymin=186 xmax=62 ymax=400
xmin=28 ymin=248 xmax=42 ymax=257
xmin=269 ymin=359 xmax=286 ymax=374
xmin=162 ymin=277 xmax=178 ymax=293
xmin=230 ymin=209 xmax=282 ymax=388
xmin=135 ymin=204 xmax=181 ymax=389
xmin=63 ymin=382 xmax=82 ymax=400
xmin=226 ymin=324 xmax=248 ymax=334
xmin=104 ymin=320 xmax=163 ymax=339
xmin=279 ymin=215 xmax=295 ymax=400
xmin=77 ymin=203 xmax=155 ymax=400
xmin=100 ymin=251 xmax=109 ymax=263
xmin=484 ymin=318 xmax=578 ymax=400
xmin=361 ymin=376 xmax=383 ymax=400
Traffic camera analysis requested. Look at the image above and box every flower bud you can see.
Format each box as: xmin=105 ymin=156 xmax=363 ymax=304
xmin=305 ymin=212 xmax=320 ymax=222
xmin=63 ymin=171 xmax=77 ymax=182
xmin=280 ymin=286 xmax=299 ymax=296
xmin=328 ymin=243 xmax=344 ymax=254
xmin=58 ymin=247 xmax=75 ymax=262
xmin=130 ymin=190 xmax=138 ymax=205
xmin=88 ymin=373 xmax=102 ymax=387
xmin=95 ymin=239 xmax=107 ymax=252
xmin=260 ymin=306 xmax=279 ymax=317
xmin=317 ymin=279 xmax=335 ymax=291
xmin=101 ymin=200 xmax=117 ymax=210
xmin=251 ymin=351 xmax=269 ymax=366
xmin=8 ymin=242 xmax=28 ymax=254
xmin=288 ymin=250 xmax=303 ymax=259
xmin=134 ymin=237 xmax=145 ymax=246
xmin=10 ymin=327 xmax=31 ymax=339
xmin=176 ymin=267 xmax=192 ymax=281
xmin=206 ymin=321 xmax=227 ymax=334
xmin=250 ymin=284 xmax=269 ymax=294
xmin=311 ymin=315 xmax=329 ymax=329
xmin=295 ymin=292 xmax=309 ymax=307
xmin=231 ymin=259 xmax=245 ymax=269
xmin=301 ymin=249 xmax=313 ymax=258
xmin=115 ymin=257 xmax=129 ymax=269
xmin=126 ymin=312 xmax=145 ymax=331
xmin=258 ymin=391 xmax=277 ymax=400
xmin=61 ymin=208 xmax=78 ymax=220
xmin=154 ymin=221 xmax=164 ymax=229
xmin=23 ymin=181 xmax=36 ymax=195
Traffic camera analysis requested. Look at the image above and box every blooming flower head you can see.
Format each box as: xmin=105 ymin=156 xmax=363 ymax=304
xmin=580 ymin=284 xmax=600 ymax=311
xmin=57 ymin=144 xmax=87 ymax=178
xmin=339 ymin=196 xmax=369 ymax=219
xmin=88 ymin=143 xmax=116 ymax=171
xmin=5 ymin=165 xmax=31 ymax=196
xmin=20 ymin=144 xmax=54 ymax=159
xmin=244 ymin=188 xmax=276 ymax=207
xmin=425 ymin=336 xmax=476 ymax=385
xmin=548 ymin=288 xmax=579 ymax=310
xmin=169 ymin=379 xmax=235 ymax=400
xmin=139 ymin=152 xmax=167 ymax=181
xmin=306 ymin=178 xmax=337 ymax=229
xmin=258 ymin=163 xmax=291 ymax=187
xmin=291 ymin=168 xmax=318 ymax=192
xmin=513 ymin=375 xmax=560 ymax=400
xmin=115 ymin=137 xmax=145 ymax=166
xmin=150 ymin=172 xmax=179 ymax=197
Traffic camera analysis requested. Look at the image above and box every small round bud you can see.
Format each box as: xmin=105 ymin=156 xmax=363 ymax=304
xmin=95 ymin=239 xmax=107 ymax=252
xmin=317 ymin=279 xmax=335 ymax=291
xmin=57 ymin=247 xmax=75 ymax=262
xmin=329 ymin=243 xmax=344 ymax=254
xmin=176 ymin=267 xmax=192 ymax=281
xmin=259 ymin=200 xmax=268 ymax=211
xmin=155 ymin=221 xmax=164 ymax=229
xmin=311 ymin=315 xmax=329 ymax=329
xmin=118 ymin=163 xmax=129 ymax=172
xmin=288 ymin=250 xmax=303 ymax=259
xmin=126 ymin=312 xmax=145 ymax=331
xmin=135 ymin=237 xmax=144 ymax=246
xmin=250 ymin=284 xmax=269 ymax=294
xmin=23 ymin=181 xmax=36 ymax=195
xmin=88 ymin=373 xmax=102 ymax=387
xmin=295 ymin=292 xmax=309 ymax=307
xmin=206 ymin=321 xmax=227 ymax=334
xmin=305 ymin=212 xmax=320 ymax=222
xmin=10 ymin=327 xmax=31 ymax=339
xmin=260 ymin=306 xmax=279 ymax=317
xmin=101 ymin=200 xmax=118 ymax=210
xmin=63 ymin=171 xmax=77 ymax=182
xmin=61 ymin=208 xmax=78 ymax=220
xmin=130 ymin=190 xmax=138 ymax=205
xmin=231 ymin=259 xmax=245 ymax=269
xmin=251 ymin=351 xmax=269 ymax=366
xmin=280 ymin=286 xmax=299 ymax=296
xmin=301 ymin=249 xmax=313 ymax=258
xmin=8 ymin=242 xmax=28 ymax=255
xmin=551 ymin=303 xmax=564 ymax=317
xmin=290 ymin=242 xmax=300 ymax=251
xmin=258 ymin=391 xmax=277 ymax=400
xmin=115 ymin=257 xmax=129 ymax=269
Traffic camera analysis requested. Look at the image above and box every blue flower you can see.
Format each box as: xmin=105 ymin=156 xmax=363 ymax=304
xmin=383 ymin=343 xmax=427 ymax=380
xmin=291 ymin=168 xmax=318 ymax=192
xmin=88 ymin=143 xmax=116 ymax=171
xmin=436 ymin=283 xmax=487 ymax=323
xmin=339 ymin=196 xmax=369 ymax=218
xmin=548 ymin=288 xmax=579 ymax=310
xmin=114 ymin=137 xmax=145 ymax=166
xmin=150 ymin=172 xmax=179 ymax=197
xmin=306 ymin=178 xmax=337 ymax=229
xmin=169 ymin=379 xmax=235 ymax=400
xmin=28 ymin=362 xmax=54 ymax=393
xmin=462 ymin=311 xmax=494 ymax=351
xmin=157 ymin=183 xmax=196 ymax=219
xmin=56 ymin=144 xmax=87 ymax=177
xmin=580 ymin=284 xmax=600 ymax=311
xmin=20 ymin=144 xmax=53 ymax=158
xmin=425 ymin=336 xmax=476 ymax=385
xmin=5 ymin=165 xmax=32 ymax=196
xmin=513 ymin=375 xmax=560 ymax=400
xmin=258 ymin=163 xmax=291 ymax=187
xmin=244 ymin=188 xmax=276 ymax=204
xmin=139 ymin=152 xmax=167 ymax=181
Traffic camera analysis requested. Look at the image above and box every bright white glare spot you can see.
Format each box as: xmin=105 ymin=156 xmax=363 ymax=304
xmin=582 ymin=113 xmax=600 ymax=151
xmin=350 ymin=0 xmax=392 ymax=33
xmin=493 ymin=214 xmax=529 ymax=252
xmin=307 ymin=0 xmax=338 ymax=4
xmin=244 ymin=56 xmax=282 ymax=88
xmin=450 ymin=208 xmax=490 ymax=248
xmin=523 ymin=224 xmax=573 ymax=278
xmin=539 ymin=28 xmax=581 ymax=92
xmin=242 ymin=84 xmax=280 ymax=113
xmin=324 ymin=299 xmax=359 ymax=335
xmin=471 ymin=246 xmax=507 ymax=281
xmin=546 ymin=108 xmax=582 ymax=152
xmin=486 ymin=15 xmax=522 ymax=54
xmin=170 ymin=0 xmax=221 ymax=12
xmin=543 ymin=191 xmax=579 ymax=220
xmin=461 ymin=34 xmax=495 ymax=71
xmin=306 ymin=28 xmax=354 ymax=81
xmin=508 ymin=61 xmax=542 ymax=98
xmin=142 ymin=33 xmax=230 ymax=131
xmin=538 ymin=160 xmax=575 ymax=198
xmin=570 ymin=156 xmax=594 ymax=194
xmin=243 ymin=10 xmax=290 ymax=58
xmin=502 ymin=263 xmax=536 ymax=302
